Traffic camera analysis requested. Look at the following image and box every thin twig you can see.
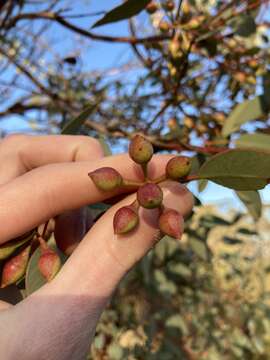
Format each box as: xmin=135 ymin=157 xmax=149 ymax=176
xmin=6 ymin=12 xmax=172 ymax=44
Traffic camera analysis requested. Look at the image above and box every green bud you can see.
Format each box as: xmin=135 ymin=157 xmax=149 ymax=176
xmin=137 ymin=183 xmax=163 ymax=209
xmin=113 ymin=206 xmax=139 ymax=234
xmin=129 ymin=135 xmax=153 ymax=164
xmin=89 ymin=167 xmax=123 ymax=191
xmin=166 ymin=156 xmax=191 ymax=180
xmin=1 ymin=245 xmax=31 ymax=288
xmin=158 ymin=209 xmax=183 ymax=239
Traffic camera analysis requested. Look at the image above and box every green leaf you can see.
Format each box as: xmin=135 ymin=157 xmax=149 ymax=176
xmin=92 ymin=0 xmax=151 ymax=28
xmin=222 ymin=96 xmax=267 ymax=137
xmin=235 ymin=133 xmax=270 ymax=152
xmin=61 ymin=102 xmax=100 ymax=135
xmin=198 ymin=149 xmax=270 ymax=190
xmin=0 ymin=230 xmax=35 ymax=261
xmin=236 ymin=190 xmax=262 ymax=221
xmin=25 ymin=241 xmax=66 ymax=296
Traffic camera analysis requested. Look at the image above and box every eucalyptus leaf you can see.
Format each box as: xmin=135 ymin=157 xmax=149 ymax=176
xmin=198 ymin=179 xmax=208 ymax=193
xmin=198 ymin=149 xmax=270 ymax=190
xmin=236 ymin=190 xmax=262 ymax=221
xmin=92 ymin=0 xmax=151 ymax=28
xmin=0 ymin=230 xmax=35 ymax=261
xmin=235 ymin=133 xmax=270 ymax=152
xmin=222 ymin=96 xmax=267 ymax=137
xmin=61 ymin=101 xmax=100 ymax=135
xmin=25 ymin=241 xmax=66 ymax=296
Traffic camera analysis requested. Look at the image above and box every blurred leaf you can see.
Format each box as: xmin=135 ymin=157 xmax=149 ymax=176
xmin=25 ymin=240 xmax=66 ymax=296
xmin=88 ymin=202 xmax=111 ymax=221
xmin=198 ymin=149 xmax=270 ymax=190
xmin=168 ymin=262 xmax=192 ymax=277
xmin=222 ymin=96 xmax=267 ymax=137
xmin=189 ymin=238 xmax=208 ymax=260
xmin=232 ymin=14 xmax=256 ymax=37
xmin=165 ymin=314 xmax=188 ymax=335
xmin=92 ymin=0 xmax=151 ymax=28
xmin=198 ymin=179 xmax=208 ymax=193
xmin=235 ymin=133 xmax=270 ymax=152
xmin=61 ymin=102 xmax=100 ymax=134
xmin=98 ymin=135 xmax=112 ymax=156
xmin=0 ymin=230 xmax=35 ymax=261
xmin=236 ymin=190 xmax=262 ymax=221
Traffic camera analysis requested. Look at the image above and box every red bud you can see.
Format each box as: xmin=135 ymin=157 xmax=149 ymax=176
xmin=129 ymin=135 xmax=153 ymax=164
xmin=166 ymin=156 xmax=191 ymax=180
xmin=113 ymin=206 xmax=139 ymax=234
xmin=1 ymin=246 xmax=31 ymax=288
xmin=158 ymin=209 xmax=184 ymax=239
xmin=89 ymin=167 xmax=123 ymax=191
xmin=38 ymin=248 xmax=61 ymax=282
xmin=137 ymin=183 xmax=163 ymax=209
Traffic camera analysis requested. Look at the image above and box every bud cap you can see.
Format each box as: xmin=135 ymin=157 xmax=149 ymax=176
xmin=113 ymin=206 xmax=139 ymax=234
xmin=137 ymin=183 xmax=163 ymax=209
xmin=89 ymin=167 xmax=123 ymax=191
xmin=158 ymin=209 xmax=184 ymax=239
xmin=166 ymin=156 xmax=191 ymax=180
xmin=129 ymin=135 xmax=153 ymax=164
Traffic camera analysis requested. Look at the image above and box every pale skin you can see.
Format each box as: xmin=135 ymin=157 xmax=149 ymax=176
xmin=0 ymin=134 xmax=194 ymax=360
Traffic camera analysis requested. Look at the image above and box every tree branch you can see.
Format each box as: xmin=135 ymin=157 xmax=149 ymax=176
xmin=6 ymin=12 xmax=172 ymax=44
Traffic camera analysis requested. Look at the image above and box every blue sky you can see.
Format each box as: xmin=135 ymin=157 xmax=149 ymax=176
xmin=1 ymin=0 xmax=269 ymax=211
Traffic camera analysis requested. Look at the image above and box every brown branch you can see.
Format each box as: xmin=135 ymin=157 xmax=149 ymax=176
xmin=84 ymin=120 xmax=229 ymax=155
xmin=6 ymin=12 xmax=172 ymax=44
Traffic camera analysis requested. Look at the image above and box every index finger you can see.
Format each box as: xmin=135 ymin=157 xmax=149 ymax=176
xmin=0 ymin=154 xmax=187 ymax=243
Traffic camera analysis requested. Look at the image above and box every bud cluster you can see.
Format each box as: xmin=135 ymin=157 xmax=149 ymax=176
xmin=89 ymin=134 xmax=192 ymax=240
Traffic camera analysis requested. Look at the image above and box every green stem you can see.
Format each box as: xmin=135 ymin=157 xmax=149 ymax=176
xmin=122 ymin=179 xmax=145 ymax=189
xmin=141 ymin=163 xmax=148 ymax=180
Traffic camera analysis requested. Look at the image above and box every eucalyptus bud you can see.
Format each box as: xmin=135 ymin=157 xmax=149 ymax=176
xmin=146 ymin=1 xmax=158 ymax=14
xmin=166 ymin=156 xmax=191 ymax=180
xmin=1 ymin=246 xmax=31 ymax=288
xmin=113 ymin=206 xmax=139 ymax=234
xmin=158 ymin=209 xmax=184 ymax=239
xmin=89 ymin=167 xmax=123 ymax=191
xmin=38 ymin=248 xmax=61 ymax=282
xmin=137 ymin=183 xmax=163 ymax=209
xmin=129 ymin=135 xmax=153 ymax=164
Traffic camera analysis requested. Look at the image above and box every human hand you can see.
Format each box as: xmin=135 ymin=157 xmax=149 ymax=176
xmin=0 ymin=134 xmax=193 ymax=360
